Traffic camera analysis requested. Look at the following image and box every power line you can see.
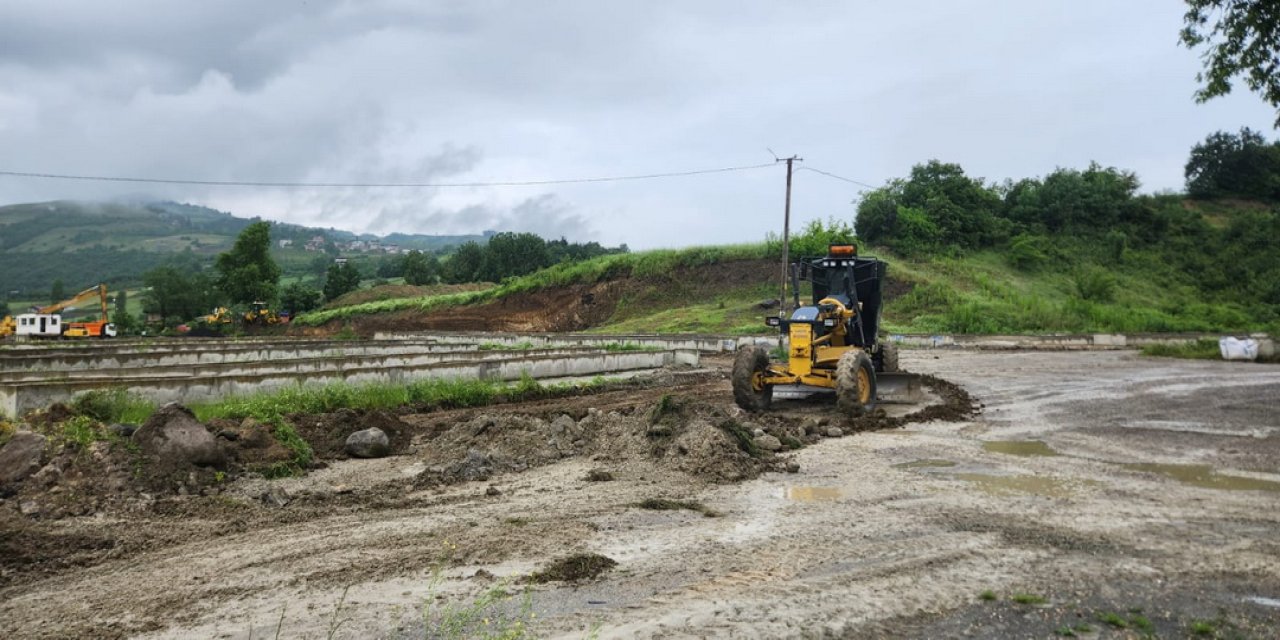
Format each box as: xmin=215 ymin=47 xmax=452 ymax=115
xmin=798 ymin=165 xmax=879 ymax=189
xmin=0 ymin=162 xmax=777 ymax=189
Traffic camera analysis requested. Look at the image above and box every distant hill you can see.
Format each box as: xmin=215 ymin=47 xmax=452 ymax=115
xmin=0 ymin=200 xmax=487 ymax=296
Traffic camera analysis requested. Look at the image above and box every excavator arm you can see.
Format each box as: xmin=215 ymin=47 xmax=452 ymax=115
xmin=37 ymin=284 xmax=109 ymax=321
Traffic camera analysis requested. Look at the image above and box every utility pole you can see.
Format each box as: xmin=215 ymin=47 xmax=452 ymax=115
xmin=777 ymin=155 xmax=802 ymax=325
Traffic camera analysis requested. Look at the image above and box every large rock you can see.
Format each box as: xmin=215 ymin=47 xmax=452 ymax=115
xmin=0 ymin=432 xmax=47 ymax=486
xmin=753 ymin=434 xmax=783 ymax=452
xmin=131 ymin=403 xmax=225 ymax=468
xmin=345 ymin=427 xmax=390 ymax=458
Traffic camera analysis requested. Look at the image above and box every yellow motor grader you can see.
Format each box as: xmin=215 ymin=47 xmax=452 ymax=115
xmin=733 ymin=243 xmax=918 ymax=415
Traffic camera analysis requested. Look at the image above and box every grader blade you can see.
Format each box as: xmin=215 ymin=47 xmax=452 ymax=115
xmin=876 ymin=372 xmax=922 ymax=404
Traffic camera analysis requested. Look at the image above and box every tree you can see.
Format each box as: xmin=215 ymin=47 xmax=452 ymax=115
xmin=215 ymin=221 xmax=281 ymax=304
xmin=443 ymin=241 xmax=486 ymax=283
xmin=50 ymin=279 xmax=65 ymax=305
xmin=1182 ymin=1 xmax=1280 ymax=124
xmin=1185 ymin=128 xmax=1280 ymax=199
xmin=402 ymin=250 xmax=438 ymax=285
xmin=0 ymin=299 xmax=10 ymax=317
xmin=280 ymin=282 xmax=323 ymax=314
xmin=142 ymin=267 xmax=220 ymax=325
xmin=111 ymin=289 xmax=136 ymax=334
xmin=480 ymin=232 xmax=550 ymax=282
xmin=323 ymin=262 xmax=362 ymax=301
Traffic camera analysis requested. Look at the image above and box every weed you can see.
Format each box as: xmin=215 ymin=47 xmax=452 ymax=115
xmin=780 ymin=435 xmax=804 ymax=450
xmin=513 ymin=371 xmax=544 ymax=399
xmin=1072 ymin=623 xmax=1093 ymax=633
xmin=1140 ymin=339 xmax=1222 ymax=360
xmin=0 ymin=420 xmax=14 ymax=447
xmin=504 ymin=517 xmax=530 ymax=527
xmin=1098 ymin=612 xmax=1128 ymax=628
xmin=1011 ymin=593 xmax=1047 ymax=605
xmin=1130 ymin=614 xmax=1153 ymax=633
xmin=634 ymin=498 xmax=721 ymax=517
xmin=527 ymin=553 xmax=618 ymax=584
xmin=332 ymin=326 xmax=359 ymax=341
xmin=601 ymin=342 xmax=657 ymax=352
xmin=70 ymin=388 xmax=155 ymax=423
xmin=648 ymin=394 xmax=680 ymax=425
xmin=584 ymin=469 xmax=615 ymax=482
xmin=718 ymin=420 xmax=762 ymax=457
xmin=60 ymin=415 xmax=100 ymax=448
xmin=1054 ymin=626 xmax=1076 ymax=637
xmin=978 ymin=590 xmax=997 ymax=601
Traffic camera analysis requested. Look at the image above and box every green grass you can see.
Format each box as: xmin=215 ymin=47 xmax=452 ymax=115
xmin=190 ymin=374 xmax=616 ymax=423
xmin=70 ymin=388 xmax=156 ymax=424
xmin=1097 ymin=612 xmax=1129 ymax=628
xmin=978 ymin=590 xmax=997 ymax=601
xmin=1010 ymin=593 xmax=1047 ymax=605
xmin=1140 ymin=339 xmax=1222 ymax=360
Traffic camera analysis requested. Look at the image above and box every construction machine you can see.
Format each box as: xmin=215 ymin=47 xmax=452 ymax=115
xmin=0 ymin=314 xmax=14 ymax=338
xmin=27 ymin=284 xmax=117 ymax=338
xmin=733 ymin=243 xmax=918 ymax=415
xmin=198 ymin=307 xmax=234 ymax=326
xmin=242 ymin=301 xmax=282 ymax=326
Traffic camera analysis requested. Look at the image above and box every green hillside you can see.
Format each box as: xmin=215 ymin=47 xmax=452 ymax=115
xmin=296 ymin=148 xmax=1280 ymax=336
xmin=0 ymin=200 xmax=487 ymax=297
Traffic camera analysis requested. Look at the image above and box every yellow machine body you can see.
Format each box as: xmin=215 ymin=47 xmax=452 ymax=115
xmin=761 ymin=297 xmax=863 ymax=389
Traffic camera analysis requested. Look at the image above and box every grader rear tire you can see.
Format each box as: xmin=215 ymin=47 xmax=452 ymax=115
xmin=732 ymin=345 xmax=773 ymax=412
xmin=836 ymin=350 xmax=877 ymax=416
xmin=880 ymin=342 xmax=899 ymax=373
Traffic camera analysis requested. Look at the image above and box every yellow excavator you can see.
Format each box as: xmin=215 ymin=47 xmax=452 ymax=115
xmin=242 ymin=301 xmax=281 ymax=326
xmin=0 ymin=314 xmax=14 ymax=338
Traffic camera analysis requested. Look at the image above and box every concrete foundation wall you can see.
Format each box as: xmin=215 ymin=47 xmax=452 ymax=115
xmin=0 ymin=349 xmax=681 ymax=417
xmin=380 ymin=329 xmax=1273 ymax=354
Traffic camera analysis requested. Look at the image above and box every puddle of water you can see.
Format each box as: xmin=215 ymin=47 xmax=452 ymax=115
xmin=1247 ymin=596 xmax=1280 ymax=609
xmin=893 ymin=459 xmax=957 ymax=469
xmin=983 ymin=440 xmax=1059 ymax=457
xmin=783 ymin=486 xmax=843 ymax=502
xmin=953 ymin=473 xmax=1074 ymax=498
xmin=1122 ymin=463 xmax=1280 ymax=492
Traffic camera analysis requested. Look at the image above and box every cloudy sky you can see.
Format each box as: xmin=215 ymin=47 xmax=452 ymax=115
xmin=0 ymin=1 xmax=1273 ymax=249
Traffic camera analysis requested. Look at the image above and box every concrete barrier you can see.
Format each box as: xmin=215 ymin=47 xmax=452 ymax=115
xmin=376 ymin=329 xmax=1275 ymax=355
xmin=0 ymin=349 xmax=690 ymax=417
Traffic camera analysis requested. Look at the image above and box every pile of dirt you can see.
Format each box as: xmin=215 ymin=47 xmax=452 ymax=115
xmin=526 ymin=552 xmax=618 ymax=584
xmin=287 ymin=408 xmax=414 ymax=459
xmin=413 ymin=396 xmax=805 ymax=488
xmin=844 ymin=373 xmax=980 ymax=431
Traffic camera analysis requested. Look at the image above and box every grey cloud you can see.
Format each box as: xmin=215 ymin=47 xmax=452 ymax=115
xmin=0 ymin=1 xmax=1276 ymax=250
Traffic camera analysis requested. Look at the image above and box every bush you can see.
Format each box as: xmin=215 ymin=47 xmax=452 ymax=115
xmin=71 ymin=388 xmax=155 ymax=423
xmin=1005 ymin=233 xmax=1050 ymax=271
xmin=1072 ymin=267 xmax=1117 ymax=302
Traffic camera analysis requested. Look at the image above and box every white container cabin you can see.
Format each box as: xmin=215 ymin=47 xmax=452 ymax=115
xmin=14 ymin=314 xmax=62 ymax=337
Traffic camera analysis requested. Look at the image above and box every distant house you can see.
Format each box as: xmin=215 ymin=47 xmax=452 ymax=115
xmin=348 ymin=240 xmax=368 ymax=252
xmin=334 ymin=257 xmax=349 ymax=265
xmin=383 ymin=244 xmax=400 ymax=253
xmin=304 ymin=235 xmax=326 ymax=251
xmin=278 ymin=239 xmax=294 ymax=249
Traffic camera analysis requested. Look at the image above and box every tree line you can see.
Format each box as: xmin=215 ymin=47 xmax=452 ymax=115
xmin=134 ymin=225 xmax=626 ymax=330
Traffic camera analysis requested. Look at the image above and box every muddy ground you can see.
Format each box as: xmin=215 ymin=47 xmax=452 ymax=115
xmin=2 ymin=350 xmax=1279 ymax=639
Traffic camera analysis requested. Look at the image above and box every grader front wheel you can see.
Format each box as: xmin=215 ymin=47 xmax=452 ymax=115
xmin=732 ymin=345 xmax=773 ymax=412
xmin=836 ymin=350 xmax=877 ymax=416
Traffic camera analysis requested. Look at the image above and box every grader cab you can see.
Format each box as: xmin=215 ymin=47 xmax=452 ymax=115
xmin=733 ymin=244 xmax=918 ymax=415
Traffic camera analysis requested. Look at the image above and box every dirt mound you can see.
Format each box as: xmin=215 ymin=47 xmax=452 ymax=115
xmin=526 ymin=552 xmax=618 ymax=584
xmin=290 ymin=408 xmax=414 ymax=460
xmin=413 ymin=396 xmax=803 ymax=487
xmin=844 ymin=373 xmax=979 ymax=431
